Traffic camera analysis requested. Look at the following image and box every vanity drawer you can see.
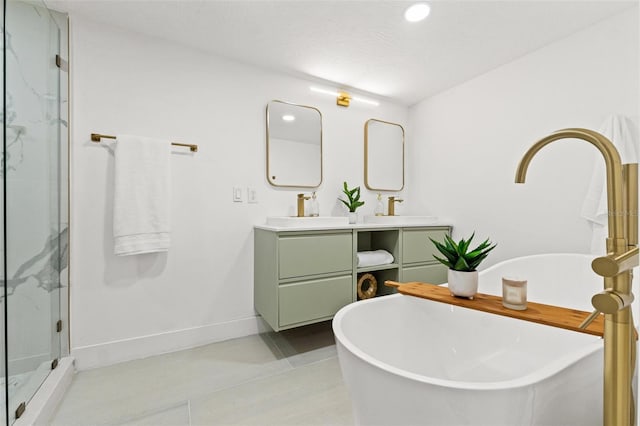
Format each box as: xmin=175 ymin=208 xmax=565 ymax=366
xmin=279 ymin=233 xmax=352 ymax=279
xmin=402 ymin=264 xmax=448 ymax=284
xmin=402 ymin=228 xmax=449 ymax=265
xmin=279 ymin=275 xmax=353 ymax=327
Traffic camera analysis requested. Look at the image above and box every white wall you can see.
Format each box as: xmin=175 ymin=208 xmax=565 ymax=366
xmin=69 ymin=17 xmax=408 ymax=369
xmin=407 ymin=9 xmax=639 ymax=266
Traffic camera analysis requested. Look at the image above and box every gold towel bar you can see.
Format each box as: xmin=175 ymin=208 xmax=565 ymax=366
xmin=90 ymin=133 xmax=198 ymax=152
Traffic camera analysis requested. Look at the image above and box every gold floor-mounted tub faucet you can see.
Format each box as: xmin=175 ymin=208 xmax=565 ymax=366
xmin=515 ymin=128 xmax=638 ymax=426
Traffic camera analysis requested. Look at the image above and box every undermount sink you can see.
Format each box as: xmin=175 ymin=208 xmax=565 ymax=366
xmin=363 ymin=215 xmax=438 ymax=225
xmin=265 ymin=216 xmax=350 ymax=227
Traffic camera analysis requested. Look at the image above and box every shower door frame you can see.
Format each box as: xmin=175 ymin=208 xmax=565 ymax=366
xmin=2 ymin=1 xmax=69 ymax=424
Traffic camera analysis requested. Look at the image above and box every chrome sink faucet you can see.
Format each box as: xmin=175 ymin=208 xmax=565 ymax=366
xmin=388 ymin=196 xmax=403 ymax=216
xmin=515 ymin=128 xmax=638 ymax=426
xmin=297 ymin=193 xmax=310 ymax=217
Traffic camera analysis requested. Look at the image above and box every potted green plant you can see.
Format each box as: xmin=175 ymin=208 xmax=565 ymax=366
xmin=430 ymin=232 xmax=496 ymax=298
xmin=340 ymin=181 xmax=365 ymax=224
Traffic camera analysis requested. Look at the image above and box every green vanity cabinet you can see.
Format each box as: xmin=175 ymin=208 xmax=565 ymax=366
xmin=400 ymin=227 xmax=451 ymax=284
xmin=254 ymin=228 xmax=353 ymax=331
xmin=254 ymin=224 xmax=452 ymax=331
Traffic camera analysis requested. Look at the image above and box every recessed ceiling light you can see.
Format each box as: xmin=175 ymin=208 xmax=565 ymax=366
xmin=282 ymin=114 xmax=295 ymax=122
xmin=404 ymin=3 xmax=431 ymax=22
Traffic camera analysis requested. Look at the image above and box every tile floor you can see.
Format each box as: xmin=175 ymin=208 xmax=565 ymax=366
xmin=51 ymin=321 xmax=354 ymax=426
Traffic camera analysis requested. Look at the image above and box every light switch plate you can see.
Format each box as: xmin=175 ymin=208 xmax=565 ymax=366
xmin=247 ymin=187 xmax=258 ymax=203
xmin=233 ymin=187 xmax=243 ymax=202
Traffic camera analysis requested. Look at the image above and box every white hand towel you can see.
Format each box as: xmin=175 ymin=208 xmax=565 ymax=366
xmin=357 ymin=250 xmax=395 ymax=268
xmin=581 ymin=115 xmax=639 ymax=254
xmin=113 ymin=135 xmax=171 ymax=256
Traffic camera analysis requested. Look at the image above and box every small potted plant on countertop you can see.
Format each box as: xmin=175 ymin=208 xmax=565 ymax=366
xmin=340 ymin=181 xmax=365 ymax=224
xmin=430 ymin=232 xmax=496 ymax=299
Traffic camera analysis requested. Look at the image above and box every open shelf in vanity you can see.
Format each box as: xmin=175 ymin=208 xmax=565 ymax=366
xmin=254 ymin=223 xmax=452 ymax=331
xmin=355 ymin=228 xmax=400 ymax=299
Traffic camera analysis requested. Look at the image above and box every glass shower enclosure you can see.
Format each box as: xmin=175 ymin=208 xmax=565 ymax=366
xmin=2 ymin=0 xmax=69 ymax=423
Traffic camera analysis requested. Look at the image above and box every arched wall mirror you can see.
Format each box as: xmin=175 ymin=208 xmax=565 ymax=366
xmin=364 ymin=119 xmax=405 ymax=191
xmin=266 ymin=100 xmax=323 ymax=188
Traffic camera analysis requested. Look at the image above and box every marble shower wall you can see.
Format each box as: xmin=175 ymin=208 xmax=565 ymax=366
xmin=3 ymin=0 xmax=68 ymax=377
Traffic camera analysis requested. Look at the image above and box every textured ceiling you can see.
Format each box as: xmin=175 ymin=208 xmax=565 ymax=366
xmin=46 ymin=0 xmax=637 ymax=106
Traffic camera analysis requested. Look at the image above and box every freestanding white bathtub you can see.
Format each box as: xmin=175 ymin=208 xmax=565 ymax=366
xmin=333 ymin=254 xmax=611 ymax=426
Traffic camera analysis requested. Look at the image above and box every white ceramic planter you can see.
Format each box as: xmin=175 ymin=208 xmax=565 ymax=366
xmin=447 ymin=269 xmax=478 ymax=298
xmin=348 ymin=212 xmax=358 ymax=224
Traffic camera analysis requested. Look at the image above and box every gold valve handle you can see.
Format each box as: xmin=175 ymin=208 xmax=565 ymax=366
xmin=579 ymin=309 xmax=602 ymax=329
xmin=580 ymin=289 xmax=635 ymax=330
xmin=592 ymin=247 xmax=639 ymax=277
xmin=592 ymin=289 xmax=634 ymax=314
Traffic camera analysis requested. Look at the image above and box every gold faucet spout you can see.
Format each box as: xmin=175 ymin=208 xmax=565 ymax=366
xmin=297 ymin=193 xmax=310 ymax=217
xmin=388 ymin=196 xmax=404 ymax=216
xmin=515 ymin=128 xmax=624 ymax=239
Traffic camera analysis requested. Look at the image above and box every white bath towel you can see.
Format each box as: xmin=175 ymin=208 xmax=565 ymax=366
xmin=357 ymin=250 xmax=395 ymax=268
xmin=581 ymin=115 xmax=639 ymax=254
xmin=113 ymin=134 xmax=171 ymax=256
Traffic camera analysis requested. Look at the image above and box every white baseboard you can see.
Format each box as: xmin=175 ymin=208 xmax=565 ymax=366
xmin=71 ymin=316 xmax=269 ymax=370
xmin=14 ymin=356 xmax=75 ymax=426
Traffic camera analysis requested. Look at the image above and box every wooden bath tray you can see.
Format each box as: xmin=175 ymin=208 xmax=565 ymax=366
xmin=384 ymin=281 xmax=604 ymax=337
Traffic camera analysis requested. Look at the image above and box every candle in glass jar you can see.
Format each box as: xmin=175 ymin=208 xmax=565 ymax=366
xmin=502 ymin=277 xmax=527 ymax=310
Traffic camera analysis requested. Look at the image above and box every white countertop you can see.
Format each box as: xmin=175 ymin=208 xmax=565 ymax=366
xmin=254 ymin=220 xmax=453 ymax=232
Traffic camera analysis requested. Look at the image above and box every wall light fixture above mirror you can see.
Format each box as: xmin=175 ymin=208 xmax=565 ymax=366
xmin=310 ymin=86 xmax=380 ymax=107
xmin=365 ymin=119 xmax=405 ymax=191
xmin=266 ymin=100 xmax=323 ymax=188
